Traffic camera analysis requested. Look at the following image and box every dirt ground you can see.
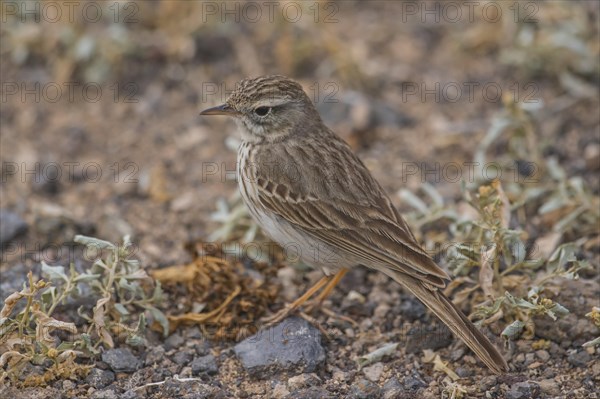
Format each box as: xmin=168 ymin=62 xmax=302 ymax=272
xmin=1 ymin=1 xmax=599 ymax=398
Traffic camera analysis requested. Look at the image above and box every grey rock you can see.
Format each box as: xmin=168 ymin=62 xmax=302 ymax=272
xmin=164 ymin=332 xmax=185 ymax=350
xmin=285 ymin=387 xmax=333 ymax=399
xmin=362 ymin=362 xmax=384 ymax=382
xmin=382 ymin=377 xmax=404 ymax=399
xmin=234 ymin=317 xmax=326 ymax=377
xmin=350 ymin=378 xmax=382 ymax=399
xmin=91 ymin=389 xmax=119 ymax=399
xmin=121 ymin=390 xmax=141 ymax=399
xmin=144 ymin=345 xmax=166 ymax=366
xmin=102 ymin=348 xmax=140 ymax=373
xmin=0 ymin=209 xmax=27 ymax=245
xmin=172 ymin=348 xmax=194 ymax=365
xmin=567 ymin=350 xmax=591 ymax=367
xmin=85 ymin=368 xmax=116 ymax=389
xmin=455 ymin=366 xmax=473 ymax=378
xmin=538 ymin=379 xmax=560 ymax=396
xmin=405 ymin=324 xmax=453 ymax=353
xmin=505 ymin=381 xmax=541 ymax=399
xmin=403 ymin=375 xmax=427 ymax=391
xmin=535 ymin=350 xmax=550 ymax=362
xmin=191 ymin=354 xmax=218 ymax=375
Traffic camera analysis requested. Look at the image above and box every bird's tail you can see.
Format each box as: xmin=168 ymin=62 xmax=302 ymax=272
xmin=386 ymin=271 xmax=509 ymax=374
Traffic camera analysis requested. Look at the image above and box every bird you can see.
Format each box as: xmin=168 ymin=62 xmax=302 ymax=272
xmin=200 ymin=75 xmax=509 ymax=374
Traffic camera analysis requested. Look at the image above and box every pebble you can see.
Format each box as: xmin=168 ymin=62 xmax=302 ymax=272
xmin=172 ymin=349 xmax=194 ymax=365
xmin=91 ymin=389 xmax=119 ymax=399
xmin=233 ymin=317 xmax=326 ymax=377
xmin=191 ymin=354 xmax=218 ymax=375
xmin=362 ymin=362 xmax=384 ymax=382
xmin=403 ymin=375 xmax=427 ymax=390
xmin=350 ymin=378 xmax=382 ymax=399
xmin=535 ymin=350 xmax=550 ymax=362
xmin=538 ymin=379 xmax=560 ymax=396
xmin=287 ymin=373 xmax=321 ymax=390
xmin=287 ymin=387 xmax=333 ymax=399
xmin=164 ymin=332 xmax=185 ymax=350
xmin=272 ymin=382 xmax=290 ymax=399
xmin=479 ymin=375 xmax=497 ymax=390
xmin=101 ymin=348 xmax=140 ymax=373
xmin=382 ymin=377 xmax=404 ymax=399
xmin=0 ymin=209 xmax=27 ymax=245
xmin=144 ymin=345 xmax=166 ymax=366
xmin=505 ymin=381 xmax=541 ymax=399
xmin=567 ymin=350 xmax=591 ymax=367
xmin=455 ymin=366 xmax=473 ymax=378
xmin=85 ymin=368 xmax=116 ymax=389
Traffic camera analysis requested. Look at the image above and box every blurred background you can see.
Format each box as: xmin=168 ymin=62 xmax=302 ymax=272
xmin=1 ymin=0 xmax=598 ymax=272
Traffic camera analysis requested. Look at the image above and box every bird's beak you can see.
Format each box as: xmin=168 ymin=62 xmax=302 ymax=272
xmin=199 ymin=103 xmax=237 ymax=116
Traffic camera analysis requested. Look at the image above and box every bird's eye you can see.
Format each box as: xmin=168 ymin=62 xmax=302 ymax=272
xmin=254 ymin=106 xmax=271 ymax=117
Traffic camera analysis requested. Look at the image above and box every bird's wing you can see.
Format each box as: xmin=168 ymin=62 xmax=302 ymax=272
xmin=249 ymin=137 xmax=450 ymax=287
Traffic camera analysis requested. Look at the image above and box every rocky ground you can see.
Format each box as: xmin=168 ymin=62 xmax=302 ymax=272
xmin=1 ymin=1 xmax=599 ymax=398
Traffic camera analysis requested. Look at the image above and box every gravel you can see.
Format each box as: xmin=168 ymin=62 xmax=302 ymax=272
xmin=85 ymin=368 xmax=116 ymax=389
xmin=191 ymin=354 xmax=218 ymax=376
xmin=101 ymin=348 xmax=140 ymax=373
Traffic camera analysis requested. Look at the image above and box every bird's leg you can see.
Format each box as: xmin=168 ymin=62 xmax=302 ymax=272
xmin=304 ymin=268 xmax=356 ymax=325
xmin=261 ymin=275 xmax=331 ymax=325
xmin=313 ymin=268 xmax=348 ymax=305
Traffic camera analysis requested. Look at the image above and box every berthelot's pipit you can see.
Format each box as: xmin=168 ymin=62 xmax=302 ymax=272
xmin=200 ymin=75 xmax=509 ymax=374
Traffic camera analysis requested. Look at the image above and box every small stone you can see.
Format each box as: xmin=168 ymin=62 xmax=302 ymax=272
xmin=362 ymin=362 xmax=384 ymax=382
xmin=91 ymin=389 xmax=119 ymax=399
xmin=101 ymin=348 xmax=139 ymax=373
xmin=85 ymin=368 xmax=116 ymax=389
xmin=286 ymin=387 xmax=333 ymax=399
xmin=568 ymin=350 xmax=591 ymax=367
xmin=144 ymin=345 xmax=166 ymax=366
xmin=535 ymin=350 xmax=550 ymax=362
xmin=350 ymin=378 xmax=382 ymax=399
xmin=63 ymin=380 xmax=76 ymax=390
xmin=515 ymin=353 xmax=525 ymax=363
xmin=172 ymin=349 xmax=194 ymax=365
xmin=450 ymin=348 xmax=465 ymax=362
xmin=538 ymin=379 xmax=560 ymax=396
xmin=164 ymin=333 xmax=185 ymax=350
xmin=455 ymin=366 xmax=473 ymax=378
xmin=479 ymin=376 xmax=497 ymax=390
xmin=382 ymin=377 xmax=404 ymax=399
xmin=591 ymin=361 xmax=600 ymax=376
xmin=523 ymin=352 xmax=535 ymax=366
xmin=505 ymin=381 xmax=541 ymax=399
xmin=287 ymin=373 xmax=321 ymax=390
xmin=0 ymin=209 xmax=27 ymax=245
xmin=191 ymin=354 xmax=218 ymax=375
xmin=528 ymin=361 xmax=543 ymax=369
xmin=272 ymin=383 xmax=290 ymax=399
xmin=332 ymin=370 xmax=349 ymax=382
xmin=234 ymin=317 xmax=326 ymax=377
xmin=403 ymin=375 xmax=427 ymax=391
xmin=505 ymin=389 xmax=527 ymax=399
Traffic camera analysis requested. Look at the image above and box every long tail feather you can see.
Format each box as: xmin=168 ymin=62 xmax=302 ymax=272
xmin=386 ymin=271 xmax=509 ymax=374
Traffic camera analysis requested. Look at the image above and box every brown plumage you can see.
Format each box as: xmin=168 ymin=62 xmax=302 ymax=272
xmin=201 ymin=75 xmax=509 ymax=374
